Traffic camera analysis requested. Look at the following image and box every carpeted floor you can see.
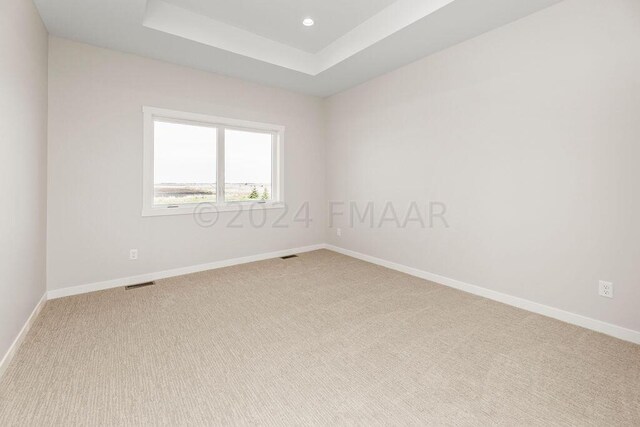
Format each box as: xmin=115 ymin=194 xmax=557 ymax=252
xmin=0 ymin=249 xmax=639 ymax=425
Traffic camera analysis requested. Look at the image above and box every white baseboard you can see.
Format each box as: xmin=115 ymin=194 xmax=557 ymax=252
xmin=44 ymin=242 xmax=640 ymax=345
xmin=0 ymin=293 xmax=47 ymax=379
xmin=47 ymin=244 xmax=326 ymax=300
xmin=325 ymin=244 xmax=640 ymax=345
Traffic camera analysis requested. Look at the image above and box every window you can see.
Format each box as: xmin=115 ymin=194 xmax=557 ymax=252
xmin=153 ymin=120 xmax=217 ymax=206
xmin=224 ymin=129 xmax=273 ymax=202
xmin=143 ymin=107 xmax=283 ymax=216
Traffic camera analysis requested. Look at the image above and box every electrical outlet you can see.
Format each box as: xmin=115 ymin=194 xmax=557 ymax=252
xmin=129 ymin=249 xmax=138 ymax=260
xmin=598 ymin=281 xmax=613 ymax=298
xmin=336 ymin=228 xmax=342 ymax=237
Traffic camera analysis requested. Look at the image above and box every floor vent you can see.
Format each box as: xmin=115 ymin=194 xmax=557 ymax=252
xmin=125 ymin=281 xmax=155 ymax=290
xmin=281 ymin=255 xmax=298 ymax=260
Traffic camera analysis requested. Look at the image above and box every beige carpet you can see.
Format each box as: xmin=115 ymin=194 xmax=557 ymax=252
xmin=1 ymin=250 xmax=639 ymax=425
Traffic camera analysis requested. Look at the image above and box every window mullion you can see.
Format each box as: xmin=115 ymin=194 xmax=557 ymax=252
xmin=217 ymin=127 xmax=225 ymax=205
xmin=271 ymin=132 xmax=277 ymax=202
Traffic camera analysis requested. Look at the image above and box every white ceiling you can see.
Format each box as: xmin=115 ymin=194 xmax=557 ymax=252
xmin=33 ymin=0 xmax=564 ymax=97
xmin=164 ymin=0 xmax=397 ymax=53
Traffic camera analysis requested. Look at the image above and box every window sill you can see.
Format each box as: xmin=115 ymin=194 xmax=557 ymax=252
xmin=142 ymin=201 xmax=285 ymax=217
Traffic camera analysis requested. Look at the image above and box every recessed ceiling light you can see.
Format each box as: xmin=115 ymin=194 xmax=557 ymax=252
xmin=302 ymin=18 xmax=314 ymax=27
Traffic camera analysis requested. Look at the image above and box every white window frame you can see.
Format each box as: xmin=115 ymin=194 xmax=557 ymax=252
xmin=142 ymin=106 xmax=284 ymax=217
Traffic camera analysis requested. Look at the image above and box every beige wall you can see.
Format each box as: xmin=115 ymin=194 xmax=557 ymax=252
xmin=0 ymin=0 xmax=48 ymax=357
xmin=325 ymin=0 xmax=640 ymax=332
xmin=47 ymin=38 xmax=325 ymax=291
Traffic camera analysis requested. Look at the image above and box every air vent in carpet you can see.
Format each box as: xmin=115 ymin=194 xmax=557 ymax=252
xmin=125 ymin=281 xmax=155 ymax=290
xmin=280 ymin=255 xmax=298 ymax=260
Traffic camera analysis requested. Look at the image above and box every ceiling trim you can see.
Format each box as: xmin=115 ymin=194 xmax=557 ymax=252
xmin=144 ymin=0 xmax=316 ymax=74
xmin=34 ymin=0 xmax=565 ymax=96
xmin=143 ymin=0 xmax=456 ymax=76
xmin=315 ymin=0 xmax=455 ymax=74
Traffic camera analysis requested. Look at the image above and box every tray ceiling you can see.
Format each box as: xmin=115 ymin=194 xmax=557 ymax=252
xmin=34 ymin=0 xmax=564 ymax=96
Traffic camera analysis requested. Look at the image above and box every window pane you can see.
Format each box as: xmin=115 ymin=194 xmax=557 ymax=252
xmin=225 ymin=129 xmax=272 ymax=202
xmin=154 ymin=121 xmax=217 ymax=205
